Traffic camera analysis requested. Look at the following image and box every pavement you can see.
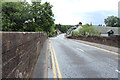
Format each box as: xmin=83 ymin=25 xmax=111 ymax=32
xmin=32 ymin=39 xmax=49 ymax=78
xmin=68 ymin=38 xmax=119 ymax=54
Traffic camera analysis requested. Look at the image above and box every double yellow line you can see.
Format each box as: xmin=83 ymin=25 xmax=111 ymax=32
xmin=49 ymin=40 xmax=62 ymax=79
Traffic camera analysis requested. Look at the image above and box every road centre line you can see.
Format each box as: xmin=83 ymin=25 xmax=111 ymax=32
xmin=50 ymin=40 xmax=62 ymax=79
xmin=69 ymin=39 xmax=119 ymax=55
xmin=115 ymin=70 xmax=120 ymax=73
xmin=76 ymin=48 xmax=85 ymax=52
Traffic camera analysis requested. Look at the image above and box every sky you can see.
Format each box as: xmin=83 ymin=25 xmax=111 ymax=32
xmin=27 ymin=0 xmax=120 ymax=25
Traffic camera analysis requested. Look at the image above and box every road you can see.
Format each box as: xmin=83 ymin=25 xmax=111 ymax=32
xmin=48 ymin=34 xmax=119 ymax=78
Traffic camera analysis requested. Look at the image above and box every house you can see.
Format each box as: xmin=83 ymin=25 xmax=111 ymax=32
xmin=66 ymin=22 xmax=82 ymax=36
xmin=93 ymin=26 xmax=120 ymax=36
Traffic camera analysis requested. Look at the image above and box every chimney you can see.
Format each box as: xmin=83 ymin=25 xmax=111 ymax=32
xmin=79 ymin=22 xmax=82 ymax=26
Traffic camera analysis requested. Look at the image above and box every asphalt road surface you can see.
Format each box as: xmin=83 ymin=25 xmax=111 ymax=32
xmin=48 ymin=34 xmax=119 ymax=78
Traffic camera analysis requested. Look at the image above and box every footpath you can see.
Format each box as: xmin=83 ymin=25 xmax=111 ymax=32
xmin=67 ymin=38 xmax=119 ymax=54
xmin=32 ymin=39 xmax=49 ymax=78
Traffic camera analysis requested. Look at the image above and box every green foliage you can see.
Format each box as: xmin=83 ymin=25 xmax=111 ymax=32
xmin=48 ymin=24 xmax=57 ymax=36
xmin=2 ymin=2 xmax=55 ymax=36
xmin=72 ymin=31 xmax=79 ymax=36
xmin=104 ymin=16 xmax=120 ymax=27
xmin=2 ymin=2 xmax=30 ymax=31
xmin=55 ymin=24 xmax=73 ymax=33
xmin=30 ymin=2 xmax=54 ymax=33
xmin=72 ymin=25 xmax=100 ymax=36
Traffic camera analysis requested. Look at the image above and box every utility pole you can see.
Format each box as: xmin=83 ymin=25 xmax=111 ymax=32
xmin=24 ymin=0 xmax=26 ymax=2
xmin=31 ymin=0 xmax=41 ymax=2
xmin=118 ymin=1 xmax=120 ymax=18
xmin=18 ymin=0 xmax=27 ymax=2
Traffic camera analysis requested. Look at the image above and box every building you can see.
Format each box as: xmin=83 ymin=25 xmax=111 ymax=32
xmin=93 ymin=26 xmax=120 ymax=36
xmin=66 ymin=22 xmax=82 ymax=36
xmin=118 ymin=1 xmax=120 ymax=18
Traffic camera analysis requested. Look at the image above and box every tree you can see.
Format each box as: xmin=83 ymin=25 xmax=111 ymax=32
xmin=104 ymin=16 xmax=120 ymax=27
xmin=25 ymin=2 xmax=55 ymax=33
xmin=2 ymin=1 xmax=55 ymax=36
xmin=2 ymin=2 xmax=31 ymax=31
xmin=40 ymin=2 xmax=55 ymax=33
xmin=55 ymin=24 xmax=73 ymax=33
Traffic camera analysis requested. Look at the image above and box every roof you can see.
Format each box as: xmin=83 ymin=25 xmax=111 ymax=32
xmin=93 ymin=26 xmax=120 ymax=35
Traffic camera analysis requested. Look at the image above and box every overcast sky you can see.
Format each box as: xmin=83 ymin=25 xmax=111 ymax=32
xmin=28 ymin=0 xmax=119 ymax=25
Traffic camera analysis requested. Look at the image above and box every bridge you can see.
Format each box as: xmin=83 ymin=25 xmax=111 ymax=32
xmin=1 ymin=32 xmax=120 ymax=79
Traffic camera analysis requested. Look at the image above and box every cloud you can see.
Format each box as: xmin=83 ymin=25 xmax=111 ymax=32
xmin=41 ymin=0 xmax=119 ymax=25
xmin=81 ymin=10 xmax=118 ymax=25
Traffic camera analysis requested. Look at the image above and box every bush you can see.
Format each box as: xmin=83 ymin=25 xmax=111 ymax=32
xmin=72 ymin=31 xmax=79 ymax=36
xmin=72 ymin=25 xmax=100 ymax=36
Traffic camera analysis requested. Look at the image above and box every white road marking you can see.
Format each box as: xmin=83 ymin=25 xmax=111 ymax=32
xmin=115 ymin=70 xmax=120 ymax=73
xmin=69 ymin=39 xmax=119 ymax=55
xmin=76 ymin=48 xmax=85 ymax=52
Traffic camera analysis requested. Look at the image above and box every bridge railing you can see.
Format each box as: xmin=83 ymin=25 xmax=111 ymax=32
xmin=1 ymin=32 xmax=48 ymax=78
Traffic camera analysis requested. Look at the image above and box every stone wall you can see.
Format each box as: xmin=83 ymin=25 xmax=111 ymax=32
xmin=67 ymin=35 xmax=120 ymax=48
xmin=2 ymin=32 xmax=48 ymax=78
